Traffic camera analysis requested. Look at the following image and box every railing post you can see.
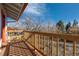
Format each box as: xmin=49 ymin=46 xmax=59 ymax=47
xmin=64 ymin=40 xmax=66 ymax=56
xmin=56 ymin=38 xmax=59 ymax=56
xmin=1 ymin=10 xmax=7 ymax=46
xmin=73 ymin=41 xmax=76 ymax=56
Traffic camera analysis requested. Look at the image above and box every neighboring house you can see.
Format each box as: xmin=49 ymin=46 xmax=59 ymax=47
xmin=7 ymin=27 xmax=24 ymax=41
xmin=69 ymin=26 xmax=79 ymax=34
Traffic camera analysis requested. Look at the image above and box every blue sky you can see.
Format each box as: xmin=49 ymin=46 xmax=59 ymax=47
xmin=6 ymin=3 xmax=79 ymax=28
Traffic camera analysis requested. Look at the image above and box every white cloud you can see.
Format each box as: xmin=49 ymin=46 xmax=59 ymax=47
xmin=24 ymin=3 xmax=46 ymax=15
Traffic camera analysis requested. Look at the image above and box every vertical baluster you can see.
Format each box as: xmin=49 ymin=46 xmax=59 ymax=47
xmin=36 ymin=34 xmax=39 ymax=49
xmin=35 ymin=34 xmax=37 ymax=48
xmin=40 ymin=34 xmax=42 ymax=52
xmin=49 ymin=36 xmax=52 ymax=56
xmin=38 ymin=34 xmax=39 ymax=49
xmin=30 ymin=34 xmax=32 ymax=44
xmin=45 ymin=36 xmax=48 ymax=55
xmin=34 ymin=33 xmax=35 ymax=48
xmin=73 ymin=41 xmax=76 ymax=56
xmin=40 ymin=35 xmax=42 ymax=53
xmin=49 ymin=36 xmax=50 ymax=56
xmin=47 ymin=36 xmax=50 ymax=55
xmin=44 ymin=36 xmax=47 ymax=55
xmin=64 ymin=40 xmax=66 ymax=56
xmin=47 ymin=36 xmax=48 ymax=55
xmin=43 ymin=35 xmax=44 ymax=54
xmin=37 ymin=34 xmax=38 ymax=49
xmin=51 ymin=36 xmax=52 ymax=56
xmin=41 ymin=34 xmax=44 ymax=53
xmin=39 ymin=34 xmax=40 ymax=50
xmin=40 ymin=34 xmax=42 ymax=51
xmin=56 ymin=38 xmax=59 ymax=56
xmin=51 ymin=36 xmax=53 ymax=56
xmin=48 ymin=36 xmax=50 ymax=56
xmin=32 ymin=33 xmax=33 ymax=45
xmin=44 ymin=36 xmax=46 ymax=55
xmin=43 ymin=35 xmax=45 ymax=55
xmin=32 ymin=34 xmax=34 ymax=45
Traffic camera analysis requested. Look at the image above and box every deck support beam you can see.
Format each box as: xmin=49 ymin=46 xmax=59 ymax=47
xmin=1 ymin=9 xmax=7 ymax=46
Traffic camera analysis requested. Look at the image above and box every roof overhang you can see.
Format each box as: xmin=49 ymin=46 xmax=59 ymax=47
xmin=2 ymin=3 xmax=28 ymax=21
xmin=7 ymin=27 xmax=24 ymax=32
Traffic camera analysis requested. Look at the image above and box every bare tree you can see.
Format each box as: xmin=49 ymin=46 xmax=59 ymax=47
xmin=21 ymin=16 xmax=34 ymax=31
xmin=21 ymin=16 xmax=45 ymax=32
xmin=47 ymin=20 xmax=53 ymax=32
xmin=32 ymin=17 xmax=44 ymax=32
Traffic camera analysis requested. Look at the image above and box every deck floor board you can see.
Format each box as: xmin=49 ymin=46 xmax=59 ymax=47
xmin=8 ymin=40 xmax=36 ymax=56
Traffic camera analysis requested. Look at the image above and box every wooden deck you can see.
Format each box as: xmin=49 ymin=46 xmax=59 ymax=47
xmin=0 ymin=40 xmax=38 ymax=56
xmin=8 ymin=40 xmax=37 ymax=56
xmin=1 ymin=31 xmax=79 ymax=56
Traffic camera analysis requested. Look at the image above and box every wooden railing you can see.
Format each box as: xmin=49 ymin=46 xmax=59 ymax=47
xmin=23 ymin=31 xmax=79 ymax=56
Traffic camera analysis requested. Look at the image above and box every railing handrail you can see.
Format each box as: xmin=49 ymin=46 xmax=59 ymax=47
xmin=24 ymin=31 xmax=79 ymax=41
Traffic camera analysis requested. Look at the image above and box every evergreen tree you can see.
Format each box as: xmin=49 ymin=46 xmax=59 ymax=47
xmin=72 ymin=19 xmax=78 ymax=27
xmin=56 ymin=20 xmax=64 ymax=32
xmin=65 ymin=22 xmax=71 ymax=33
